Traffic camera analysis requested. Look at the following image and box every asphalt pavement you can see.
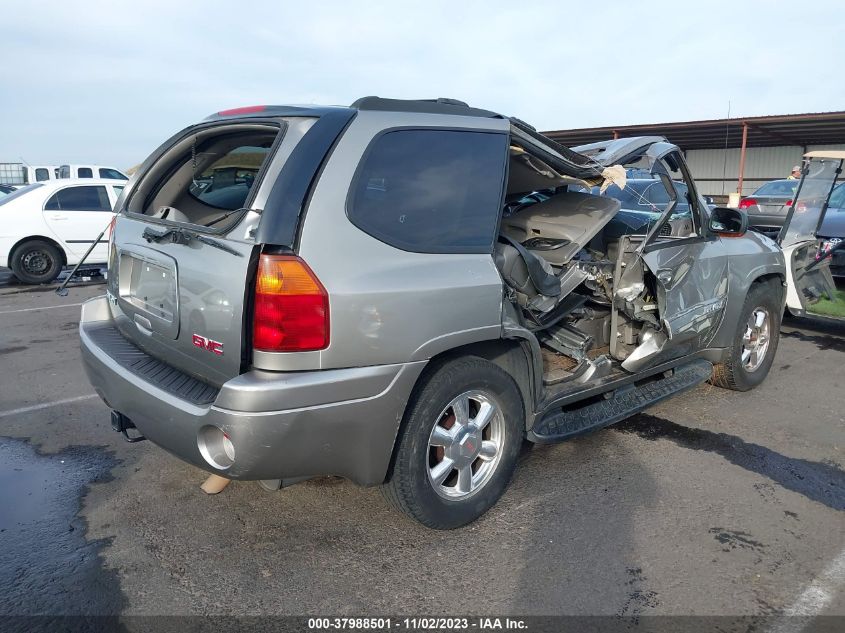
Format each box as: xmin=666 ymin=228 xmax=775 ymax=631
xmin=0 ymin=279 xmax=843 ymax=627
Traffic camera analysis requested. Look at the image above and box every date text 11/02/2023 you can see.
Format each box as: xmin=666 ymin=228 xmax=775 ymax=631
xmin=307 ymin=618 xmax=528 ymax=630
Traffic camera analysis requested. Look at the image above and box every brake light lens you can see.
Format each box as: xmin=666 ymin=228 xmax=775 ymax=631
xmin=784 ymin=199 xmax=793 ymax=207
xmin=738 ymin=198 xmax=757 ymax=209
xmin=217 ymin=105 xmax=266 ymax=116
xmin=252 ymin=254 xmax=329 ymax=352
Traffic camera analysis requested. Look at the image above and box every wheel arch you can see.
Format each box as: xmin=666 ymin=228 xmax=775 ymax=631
xmin=9 ymin=235 xmax=68 ymax=267
xmin=748 ymin=271 xmax=786 ymax=307
xmin=382 ymin=337 xmax=534 ymax=484
xmin=711 ymin=267 xmax=785 ymax=350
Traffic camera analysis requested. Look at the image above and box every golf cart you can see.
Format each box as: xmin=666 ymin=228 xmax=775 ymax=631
xmin=780 ymin=151 xmax=844 ymax=319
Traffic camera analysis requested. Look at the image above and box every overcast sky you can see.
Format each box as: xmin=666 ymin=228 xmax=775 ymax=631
xmin=3 ymin=1 xmax=842 ymax=169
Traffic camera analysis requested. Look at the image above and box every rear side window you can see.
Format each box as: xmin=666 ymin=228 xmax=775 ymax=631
xmin=348 ymin=129 xmax=508 ymax=253
xmin=44 ymin=186 xmax=111 ymax=211
xmin=99 ymin=168 xmax=126 ymax=180
xmin=35 ymin=168 xmax=50 ymax=181
xmin=78 ymin=167 xmax=93 ymax=178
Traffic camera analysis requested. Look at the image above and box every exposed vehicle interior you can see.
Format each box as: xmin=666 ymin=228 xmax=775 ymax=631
xmin=125 ymin=124 xmax=280 ymax=228
xmin=495 ymin=132 xmax=703 ymax=387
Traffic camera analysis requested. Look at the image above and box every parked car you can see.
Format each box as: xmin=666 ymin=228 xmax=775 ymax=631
xmin=0 ymin=163 xmax=59 ymax=185
xmin=0 ymin=178 xmax=126 ymax=283
xmin=0 ymin=184 xmax=18 ymax=197
xmin=80 ymin=99 xmax=786 ymax=529
xmin=57 ymin=164 xmax=129 ymax=180
xmin=816 ymin=181 xmax=845 ymax=277
xmin=739 ymin=179 xmax=800 ymax=231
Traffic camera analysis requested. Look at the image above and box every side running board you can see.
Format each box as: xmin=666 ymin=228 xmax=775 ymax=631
xmin=528 ymin=359 xmax=713 ymax=444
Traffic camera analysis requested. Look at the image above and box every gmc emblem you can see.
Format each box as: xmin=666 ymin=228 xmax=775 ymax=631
xmin=192 ymin=334 xmax=223 ymax=356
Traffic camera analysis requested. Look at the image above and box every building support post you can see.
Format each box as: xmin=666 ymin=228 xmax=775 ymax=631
xmin=737 ymin=122 xmax=748 ymax=195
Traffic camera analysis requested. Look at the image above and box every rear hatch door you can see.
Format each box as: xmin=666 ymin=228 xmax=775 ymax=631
xmin=109 ymin=217 xmax=255 ymax=385
xmin=105 ymin=114 xmax=334 ymax=386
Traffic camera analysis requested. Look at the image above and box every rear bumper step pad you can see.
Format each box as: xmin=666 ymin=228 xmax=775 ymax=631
xmin=529 ymin=359 xmax=712 ymax=444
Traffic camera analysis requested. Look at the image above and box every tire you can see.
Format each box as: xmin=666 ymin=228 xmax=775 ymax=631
xmin=711 ymin=280 xmax=782 ymax=391
xmin=10 ymin=240 xmax=63 ymax=284
xmin=381 ymin=356 xmax=524 ymax=529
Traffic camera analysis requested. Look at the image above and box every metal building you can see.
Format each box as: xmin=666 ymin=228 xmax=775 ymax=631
xmin=543 ymin=111 xmax=845 ymax=201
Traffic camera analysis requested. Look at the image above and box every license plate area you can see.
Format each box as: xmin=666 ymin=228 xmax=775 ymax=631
xmin=117 ymin=248 xmax=179 ymax=339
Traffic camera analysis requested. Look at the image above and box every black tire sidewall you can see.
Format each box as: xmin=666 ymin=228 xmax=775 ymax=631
xmin=730 ymin=282 xmax=781 ymax=390
xmin=392 ymin=358 xmax=524 ymax=529
xmin=11 ymin=240 xmax=63 ymax=284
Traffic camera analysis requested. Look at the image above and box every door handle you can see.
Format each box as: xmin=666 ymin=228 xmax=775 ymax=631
xmin=50 ymin=214 xmax=68 ymax=221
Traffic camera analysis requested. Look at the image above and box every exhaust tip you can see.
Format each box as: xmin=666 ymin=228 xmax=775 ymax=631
xmin=198 ymin=425 xmax=235 ymax=470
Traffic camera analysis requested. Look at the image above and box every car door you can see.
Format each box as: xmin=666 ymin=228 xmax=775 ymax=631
xmin=630 ymin=150 xmax=729 ymax=370
xmin=580 ymin=139 xmax=730 ymax=369
xmin=779 ymin=154 xmax=842 ymax=316
xmin=42 ymin=184 xmax=114 ymax=261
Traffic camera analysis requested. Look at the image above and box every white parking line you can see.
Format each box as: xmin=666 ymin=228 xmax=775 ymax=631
xmin=0 ymin=394 xmax=98 ymax=419
xmin=0 ymin=302 xmax=83 ymax=316
xmin=0 ymin=302 xmax=84 ymax=316
xmin=770 ymin=546 xmax=845 ymax=632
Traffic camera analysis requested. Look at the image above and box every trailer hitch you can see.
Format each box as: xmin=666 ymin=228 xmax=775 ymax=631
xmin=110 ymin=411 xmax=146 ymax=443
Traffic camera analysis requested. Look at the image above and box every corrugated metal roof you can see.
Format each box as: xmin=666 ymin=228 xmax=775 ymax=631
xmin=543 ymin=111 xmax=845 ymax=150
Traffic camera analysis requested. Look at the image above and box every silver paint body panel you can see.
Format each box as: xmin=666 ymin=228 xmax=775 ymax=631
xmin=80 ymin=116 xmax=786 ymax=484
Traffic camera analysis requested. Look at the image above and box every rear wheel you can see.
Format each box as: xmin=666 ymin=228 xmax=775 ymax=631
xmin=711 ymin=280 xmax=782 ymax=391
xmin=10 ymin=240 xmax=63 ymax=284
xmin=381 ymin=357 xmax=524 ymax=529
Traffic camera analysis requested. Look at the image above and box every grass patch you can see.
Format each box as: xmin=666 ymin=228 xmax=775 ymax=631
xmin=808 ymin=289 xmax=845 ymax=318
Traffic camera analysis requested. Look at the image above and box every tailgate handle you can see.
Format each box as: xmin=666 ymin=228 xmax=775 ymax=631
xmin=134 ymin=314 xmax=153 ymax=335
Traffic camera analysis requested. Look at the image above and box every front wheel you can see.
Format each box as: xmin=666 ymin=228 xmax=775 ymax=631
xmin=381 ymin=357 xmax=524 ymax=529
xmin=711 ymin=280 xmax=782 ymax=391
xmin=10 ymin=239 xmax=63 ymax=284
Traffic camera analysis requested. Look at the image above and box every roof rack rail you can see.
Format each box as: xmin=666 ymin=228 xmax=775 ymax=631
xmin=350 ymin=96 xmax=503 ymax=119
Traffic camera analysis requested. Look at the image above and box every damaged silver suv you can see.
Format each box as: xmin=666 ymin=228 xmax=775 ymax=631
xmin=80 ymin=98 xmax=786 ymax=529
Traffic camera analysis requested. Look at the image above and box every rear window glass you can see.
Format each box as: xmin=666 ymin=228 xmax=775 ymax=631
xmin=187 ymin=145 xmax=269 ymax=210
xmin=78 ymin=167 xmax=93 ymax=178
xmin=44 ymin=185 xmax=111 ymax=211
xmin=348 ymin=129 xmax=508 ymax=253
xmin=0 ymin=183 xmax=42 ymax=206
xmin=753 ymin=180 xmax=798 ymax=196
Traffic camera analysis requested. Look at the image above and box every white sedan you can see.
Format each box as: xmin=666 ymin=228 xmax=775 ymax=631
xmin=0 ymin=178 xmax=126 ymax=284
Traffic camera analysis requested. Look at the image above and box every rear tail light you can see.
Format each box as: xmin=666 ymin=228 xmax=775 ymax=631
xmin=252 ymin=254 xmax=329 ymax=352
xmin=784 ymin=199 xmax=793 ymax=207
xmin=217 ymin=105 xmax=266 ymax=116
xmin=738 ymin=198 xmax=757 ymax=209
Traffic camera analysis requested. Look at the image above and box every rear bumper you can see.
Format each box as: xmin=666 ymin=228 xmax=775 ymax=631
xmin=79 ymin=296 xmax=426 ymax=485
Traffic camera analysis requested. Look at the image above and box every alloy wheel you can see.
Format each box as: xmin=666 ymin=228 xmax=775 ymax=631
xmin=741 ymin=307 xmax=770 ymax=372
xmin=427 ymin=390 xmax=505 ymax=500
